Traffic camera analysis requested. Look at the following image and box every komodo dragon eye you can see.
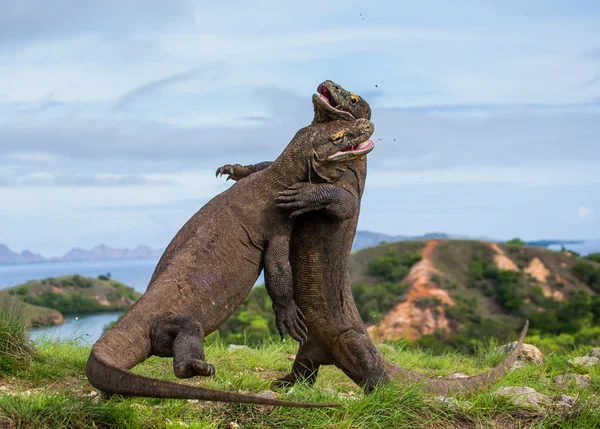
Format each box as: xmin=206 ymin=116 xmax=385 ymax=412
xmin=350 ymin=96 xmax=358 ymax=104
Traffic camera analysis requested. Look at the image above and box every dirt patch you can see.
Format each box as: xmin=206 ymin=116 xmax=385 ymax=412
xmin=368 ymin=241 xmax=454 ymax=341
xmin=489 ymin=243 xmax=519 ymax=271
xmin=525 ymin=257 xmax=550 ymax=284
xmin=95 ymin=296 xmax=111 ymax=306
xmin=525 ymin=257 xmax=563 ymax=301
xmin=50 ymin=286 xmax=68 ymax=296
xmin=555 ymin=274 xmax=569 ymax=287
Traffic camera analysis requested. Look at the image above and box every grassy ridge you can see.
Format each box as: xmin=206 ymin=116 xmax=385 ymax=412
xmin=1 ymin=331 xmax=600 ymax=427
xmin=2 ymin=295 xmax=600 ymax=428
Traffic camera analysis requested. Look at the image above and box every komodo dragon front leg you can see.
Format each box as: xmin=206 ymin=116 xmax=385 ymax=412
xmin=264 ymin=226 xmax=308 ymax=344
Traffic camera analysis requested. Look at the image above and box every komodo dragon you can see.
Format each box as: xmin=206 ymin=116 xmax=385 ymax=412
xmin=85 ymin=114 xmax=375 ymax=408
xmin=216 ymin=80 xmax=529 ymax=396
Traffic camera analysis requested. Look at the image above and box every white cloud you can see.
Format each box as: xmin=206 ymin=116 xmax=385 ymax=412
xmin=561 ymin=205 xmax=596 ymax=225
xmin=577 ymin=206 xmax=593 ymax=219
xmin=367 ymin=163 xmax=600 ymax=187
xmin=1 ymin=1 xmax=600 ymax=253
xmin=5 ymin=152 xmax=59 ymax=163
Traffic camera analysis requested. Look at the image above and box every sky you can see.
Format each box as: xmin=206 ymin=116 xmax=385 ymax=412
xmin=1 ymin=0 xmax=599 ymax=256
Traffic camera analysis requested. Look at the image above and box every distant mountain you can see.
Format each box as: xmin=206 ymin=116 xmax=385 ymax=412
xmin=352 ymin=231 xmax=450 ymax=252
xmin=2 ymin=233 xmax=598 ymax=265
xmin=56 ymin=244 xmax=163 ymax=262
xmin=0 ymin=244 xmax=46 ymax=264
xmin=0 ymin=243 xmax=164 ymax=265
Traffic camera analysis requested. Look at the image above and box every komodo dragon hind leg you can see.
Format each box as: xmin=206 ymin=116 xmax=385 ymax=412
xmin=271 ymin=339 xmax=332 ymax=389
xmin=150 ymin=314 xmax=216 ymax=379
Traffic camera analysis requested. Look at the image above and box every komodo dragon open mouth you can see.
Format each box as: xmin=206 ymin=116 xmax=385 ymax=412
xmin=317 ymin=84 xmax=356 ymax=118
xmin=328 ymin=139 xmax=374 ymax=161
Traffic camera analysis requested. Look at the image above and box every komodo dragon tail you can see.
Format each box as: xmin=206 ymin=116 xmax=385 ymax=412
xmin=382 ymin=320 xmax=529 ymax=396
xmin=86 ymin=351 xmax=339 ymax=408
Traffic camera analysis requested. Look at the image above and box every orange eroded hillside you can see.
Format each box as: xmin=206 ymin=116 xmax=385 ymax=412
xmin=356 ymin=239 xmax=599 ymax=342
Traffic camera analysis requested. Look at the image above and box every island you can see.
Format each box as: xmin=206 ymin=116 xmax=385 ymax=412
xmin=0 ymin=274 xmax=141 ymax=328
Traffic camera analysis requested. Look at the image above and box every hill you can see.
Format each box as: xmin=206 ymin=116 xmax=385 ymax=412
xmin=0 ymin=275 xmax=141 ymax=327
xmin=352 ymin=239 xmax=600 ymax=352
xmin=211 ymin=239 xmax=600 ymax=353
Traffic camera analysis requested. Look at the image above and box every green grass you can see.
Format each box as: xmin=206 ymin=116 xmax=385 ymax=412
xmin=1 ymin=332 xmax=600 ymax=428
xmin=0 ymin=299 xmax=36 ymax=375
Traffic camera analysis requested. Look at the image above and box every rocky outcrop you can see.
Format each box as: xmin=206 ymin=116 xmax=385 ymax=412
xmin=497 ymin=342 xmax=545 ymax=366
xmin=553 ymin=374 xmax=592 ymax=388
xmin=495 ymin=386 xmax=577 ymax=413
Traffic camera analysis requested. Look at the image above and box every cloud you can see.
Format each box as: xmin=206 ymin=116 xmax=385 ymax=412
xmin=0 ymin=0 xmax=194 ymax=45
xmin=583 ymin=47 xmax=600 ymax=60
xmin=4 ymin=152 xmax=59 ymax=163
xmin=2 ymin=1 xmax=600 ymax=254
xmin=584 ymin=74 xmax=600 ymax=87
xmin=577 ymin=206 xmax=593 ymax=219
xmin=113 ymin=64 xmax=226 ymax=111
xmin=1 ymin=93 xmax=599 ymax=180
xmin=0 ymin=172 xmax=176 ymax=187
xmin=561 ymin=205 xmax=596 ymax=225
xmin=367 ymin=164 xmax=600 ymax=187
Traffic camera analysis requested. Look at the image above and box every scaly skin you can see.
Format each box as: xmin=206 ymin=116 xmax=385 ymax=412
xmin=85 ymin=110 xmax=375 ymax=407
xmin=217 ymin=80 xmax=529 ymax=396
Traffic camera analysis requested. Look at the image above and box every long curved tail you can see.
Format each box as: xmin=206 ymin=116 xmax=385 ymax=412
xmin=382 ymin=320 xmax=529 ymax=396
xmin=86 ymin=351 xmax=339 ymax=408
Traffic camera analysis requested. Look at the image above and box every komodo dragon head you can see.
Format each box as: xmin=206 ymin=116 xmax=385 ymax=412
xmin=275 ymin=117 xmax=375 ymax=185
xmin=313 ymin=80 xmax=371 ymax=123
xmin=278 ymin=81 xmax=372 ymax=183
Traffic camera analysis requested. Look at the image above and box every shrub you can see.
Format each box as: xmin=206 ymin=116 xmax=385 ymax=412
xmin=572 ymin=262 xmax=600 ymax=293
xmin=585 ymin=253 xmax=600 ymax=263
xmin=352 ymin=281 xmax=410 ymax=323
xmin=368 ymin=251 xmax=421 ymax=282
xmin=0 ymin=299 xmax=36 ymax=375
xmin=98 ymin=272 xmax=112 ymax=281
xmin=507 ymin=238 xmax=525 ymax=247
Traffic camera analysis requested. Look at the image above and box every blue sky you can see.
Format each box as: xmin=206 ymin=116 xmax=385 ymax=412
xmin=1 ymin=0 xmax=599 ymax=256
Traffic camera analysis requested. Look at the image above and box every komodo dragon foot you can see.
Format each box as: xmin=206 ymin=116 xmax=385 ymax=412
xmin=150 ymin=314 xmax=216 ymax=379
xmin=271 ymin=339 xmax=331 ymax=389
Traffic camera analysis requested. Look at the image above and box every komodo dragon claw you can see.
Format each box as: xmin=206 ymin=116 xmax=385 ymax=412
xmin=215 ymin=164 xmax=241 ymax=181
